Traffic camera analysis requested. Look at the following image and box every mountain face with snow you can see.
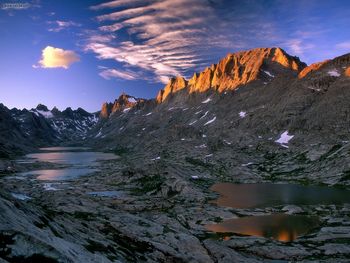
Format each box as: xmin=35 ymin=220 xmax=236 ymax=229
xmin=87 ymin=48 xmax=350 ymax=185
xmin=100 ymin=93 xmax=145 ymax=119
xmin=0 ymin=104 xmax=99 ymax=156
xmin=1 ymin=47 xmax=350 ymax=186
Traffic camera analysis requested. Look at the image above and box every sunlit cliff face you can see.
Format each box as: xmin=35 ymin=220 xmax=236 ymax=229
xmin=156 ymin=47 xmax=306 ymax=103
xmin=298 ymin=61 xmax=330 ymax=78
xmin=345 ymin=67 xmax=350 ymax=77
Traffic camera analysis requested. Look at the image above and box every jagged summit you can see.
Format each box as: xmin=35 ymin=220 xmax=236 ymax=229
xmin=36 ymin=104 xmax=49 ymax=111
xmin=299 ymin=52 xmax=350 ymax=79
xmin=157 ymin=47 xmax=307 ymax=102
xmin=100 ymin=93 xmax=143 ymax=119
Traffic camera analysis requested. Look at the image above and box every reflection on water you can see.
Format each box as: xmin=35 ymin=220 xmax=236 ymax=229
xmin=19 ymin=168 xmax=98 ymax=181
xmin=17 ymin=147 xmax=118 ymax=181
xmin=39 ymin=147 xmax=90 ymax=151
xmin=211 ymin=183 xmax=350 ymax=208
xmin=26 ymin=151 xmax=117 ymax=166
xmin=206 ymin=214 xmax=319 ymax=242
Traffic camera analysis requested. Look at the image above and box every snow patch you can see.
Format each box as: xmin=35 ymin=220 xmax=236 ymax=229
xmin=202 ymin=98 xmax=212 ymax=104
xmin=200 ymin=111 xmax=209 ymax=119
xmin=307 ymin=86 xmax=321 ymax=92
xmin=151 ymin=156 xmax=161 ymax=161
xmin=223 ymin=139 xmax=232 ymax=145
xmin=195 ymin=144 xmax=207 ymax=149
xmin=189 ymin=120 xmax=197 ymax=125
xmin=275 ymin=131 xmax=294 ymax=148
xmin=328 ymin=69 xmax=340 ymax=77
xmin=204 ymin=116 xmax=216 ymax=126
xmin=36 ymin=110 xmax=53 ymax=118
xmin=263 ymin=70 xmax=275 ymax=78
xmin=123 ymin=107 xmax=131 ymax=113
xmin=239 ymin=111 xmax=246 ymax=118
xmin=11 ymin=193 xmax=31 ymax=201
xmin=43 ymin=183 xmax=58 ymax=191
xmin=143 ymin=112 xmax=152 ymax=116
xmin=95 ymin=129 xmax=102 ymax=138
xmin=241 ymin=162 xmax=254 ymax=167
xmin=128 ymin=97 xmax=137 ymax=103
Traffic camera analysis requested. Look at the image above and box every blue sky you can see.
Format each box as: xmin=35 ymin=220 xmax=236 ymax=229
xmin=0 ymin=0 xmax=349 ymax=112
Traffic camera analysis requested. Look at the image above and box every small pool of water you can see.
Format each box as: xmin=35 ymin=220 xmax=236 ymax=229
xmin=16 ymin=147 xmax=118 ymax=181
xmin=206 ymin=183 xmax=350 ymax=241
xmin=210 ymin=183 xmax=350 ymax=208
xmin=39 ymin=147 xmax=90 ymax=151
xmin=25 ymin=151 xmax=117 ymax=166
xmin=206 ymin=214 xmax=319 ymax=242
xmin=18 ymin=168 xmax=99 ymax=181
xmin=87 ymin=191 xmax=123 ymax=197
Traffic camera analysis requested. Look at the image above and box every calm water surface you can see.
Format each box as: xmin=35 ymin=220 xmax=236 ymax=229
xmin=17 ymin=147 xmax=117 ymax=181
xmin=211 ymin=183 xmax=350 ymax=208
xmin=206 ymin=183 xmax=350 ymax=241
xmin=206 ymin=214 xmax=320 ymax=242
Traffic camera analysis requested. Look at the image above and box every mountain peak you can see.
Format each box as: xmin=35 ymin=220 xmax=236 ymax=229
xmin=156 ymin=76 xmax=187 ymax=103
xmin=36 ymin=104 xmax=49 ymax=111
xmin=100 ymin=93 xmax=143 ymax=118
xmin=156 ymin=47 xmax=307 ymax=102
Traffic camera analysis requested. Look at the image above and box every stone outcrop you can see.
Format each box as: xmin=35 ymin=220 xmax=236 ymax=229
xmin=298 ymin=61 xmax=330 ymax=78
xmin=345 ymin=67 xmax=350 ymax=77
xmin=100 ymin=93 xmax=141 ymax=118
xmin=156 ymin=76 xmax=187 ymax=103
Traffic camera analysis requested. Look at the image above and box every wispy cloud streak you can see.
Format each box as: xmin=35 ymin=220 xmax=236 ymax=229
xmin=87 ymin=0 xmax=337 ymax=82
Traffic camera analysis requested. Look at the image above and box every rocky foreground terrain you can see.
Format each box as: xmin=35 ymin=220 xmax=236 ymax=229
xmin=1 ymin=47 xmax=350 ymax=262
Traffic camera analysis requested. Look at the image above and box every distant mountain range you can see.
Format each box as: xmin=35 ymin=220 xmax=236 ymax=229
xmin=1 ymin=47 xmax=350 ymax=185
xmin=0 ymin=104 xmax=98 ymax=157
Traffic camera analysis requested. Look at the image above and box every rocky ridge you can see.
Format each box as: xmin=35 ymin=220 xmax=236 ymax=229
xmin=156 ymin=47 xmax=306 ymax=102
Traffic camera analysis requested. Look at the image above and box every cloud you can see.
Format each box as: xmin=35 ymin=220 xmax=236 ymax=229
xmin=99 ymin=23 xmax=123 ymax=32
xmin=336 ymin=41 xmax=350 ymax=50
xmin=283 ymin=39 xmax=315 ymax=56
xmin=34 ymin=46 xmax=80 ymax=69
xmin=87 ymin=0 xmax=235 ymax=83
xmin=90 ymin=0 xmax=151 ymax=11
xmin=48 ymin=20 xmax=81 ymax=32
xmin=87 ymin=0 xmax=327 ymax=83
xmin=99 ymin=68 xmax=141 ymax=80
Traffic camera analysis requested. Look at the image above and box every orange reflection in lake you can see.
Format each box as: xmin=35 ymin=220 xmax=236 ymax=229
xmin=206 ymin=214 xmax=319 ymax=242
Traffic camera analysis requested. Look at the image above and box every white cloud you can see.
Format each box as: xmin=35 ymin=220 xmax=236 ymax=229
xmin=34 ymin=46 xmax=80 ymax=69
xmin=99 ymin=68 xmax=141 ymax=80
xmin=86 ymin=0 xmax=299 ymax=83
xmin=284 ymin=39 xmax=315 ymax=56
xmin=336 ymin=41 xmax=350 ymax=50
xmin=48 ymin=20 xmax=81 ymax=32
xmin=99 ymin=23 xmax=123 ymax=32
xmin=87 ymin=0 xmax=218 ymax=83
xmin=90 ymin=0 xmax=150 ymax=11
